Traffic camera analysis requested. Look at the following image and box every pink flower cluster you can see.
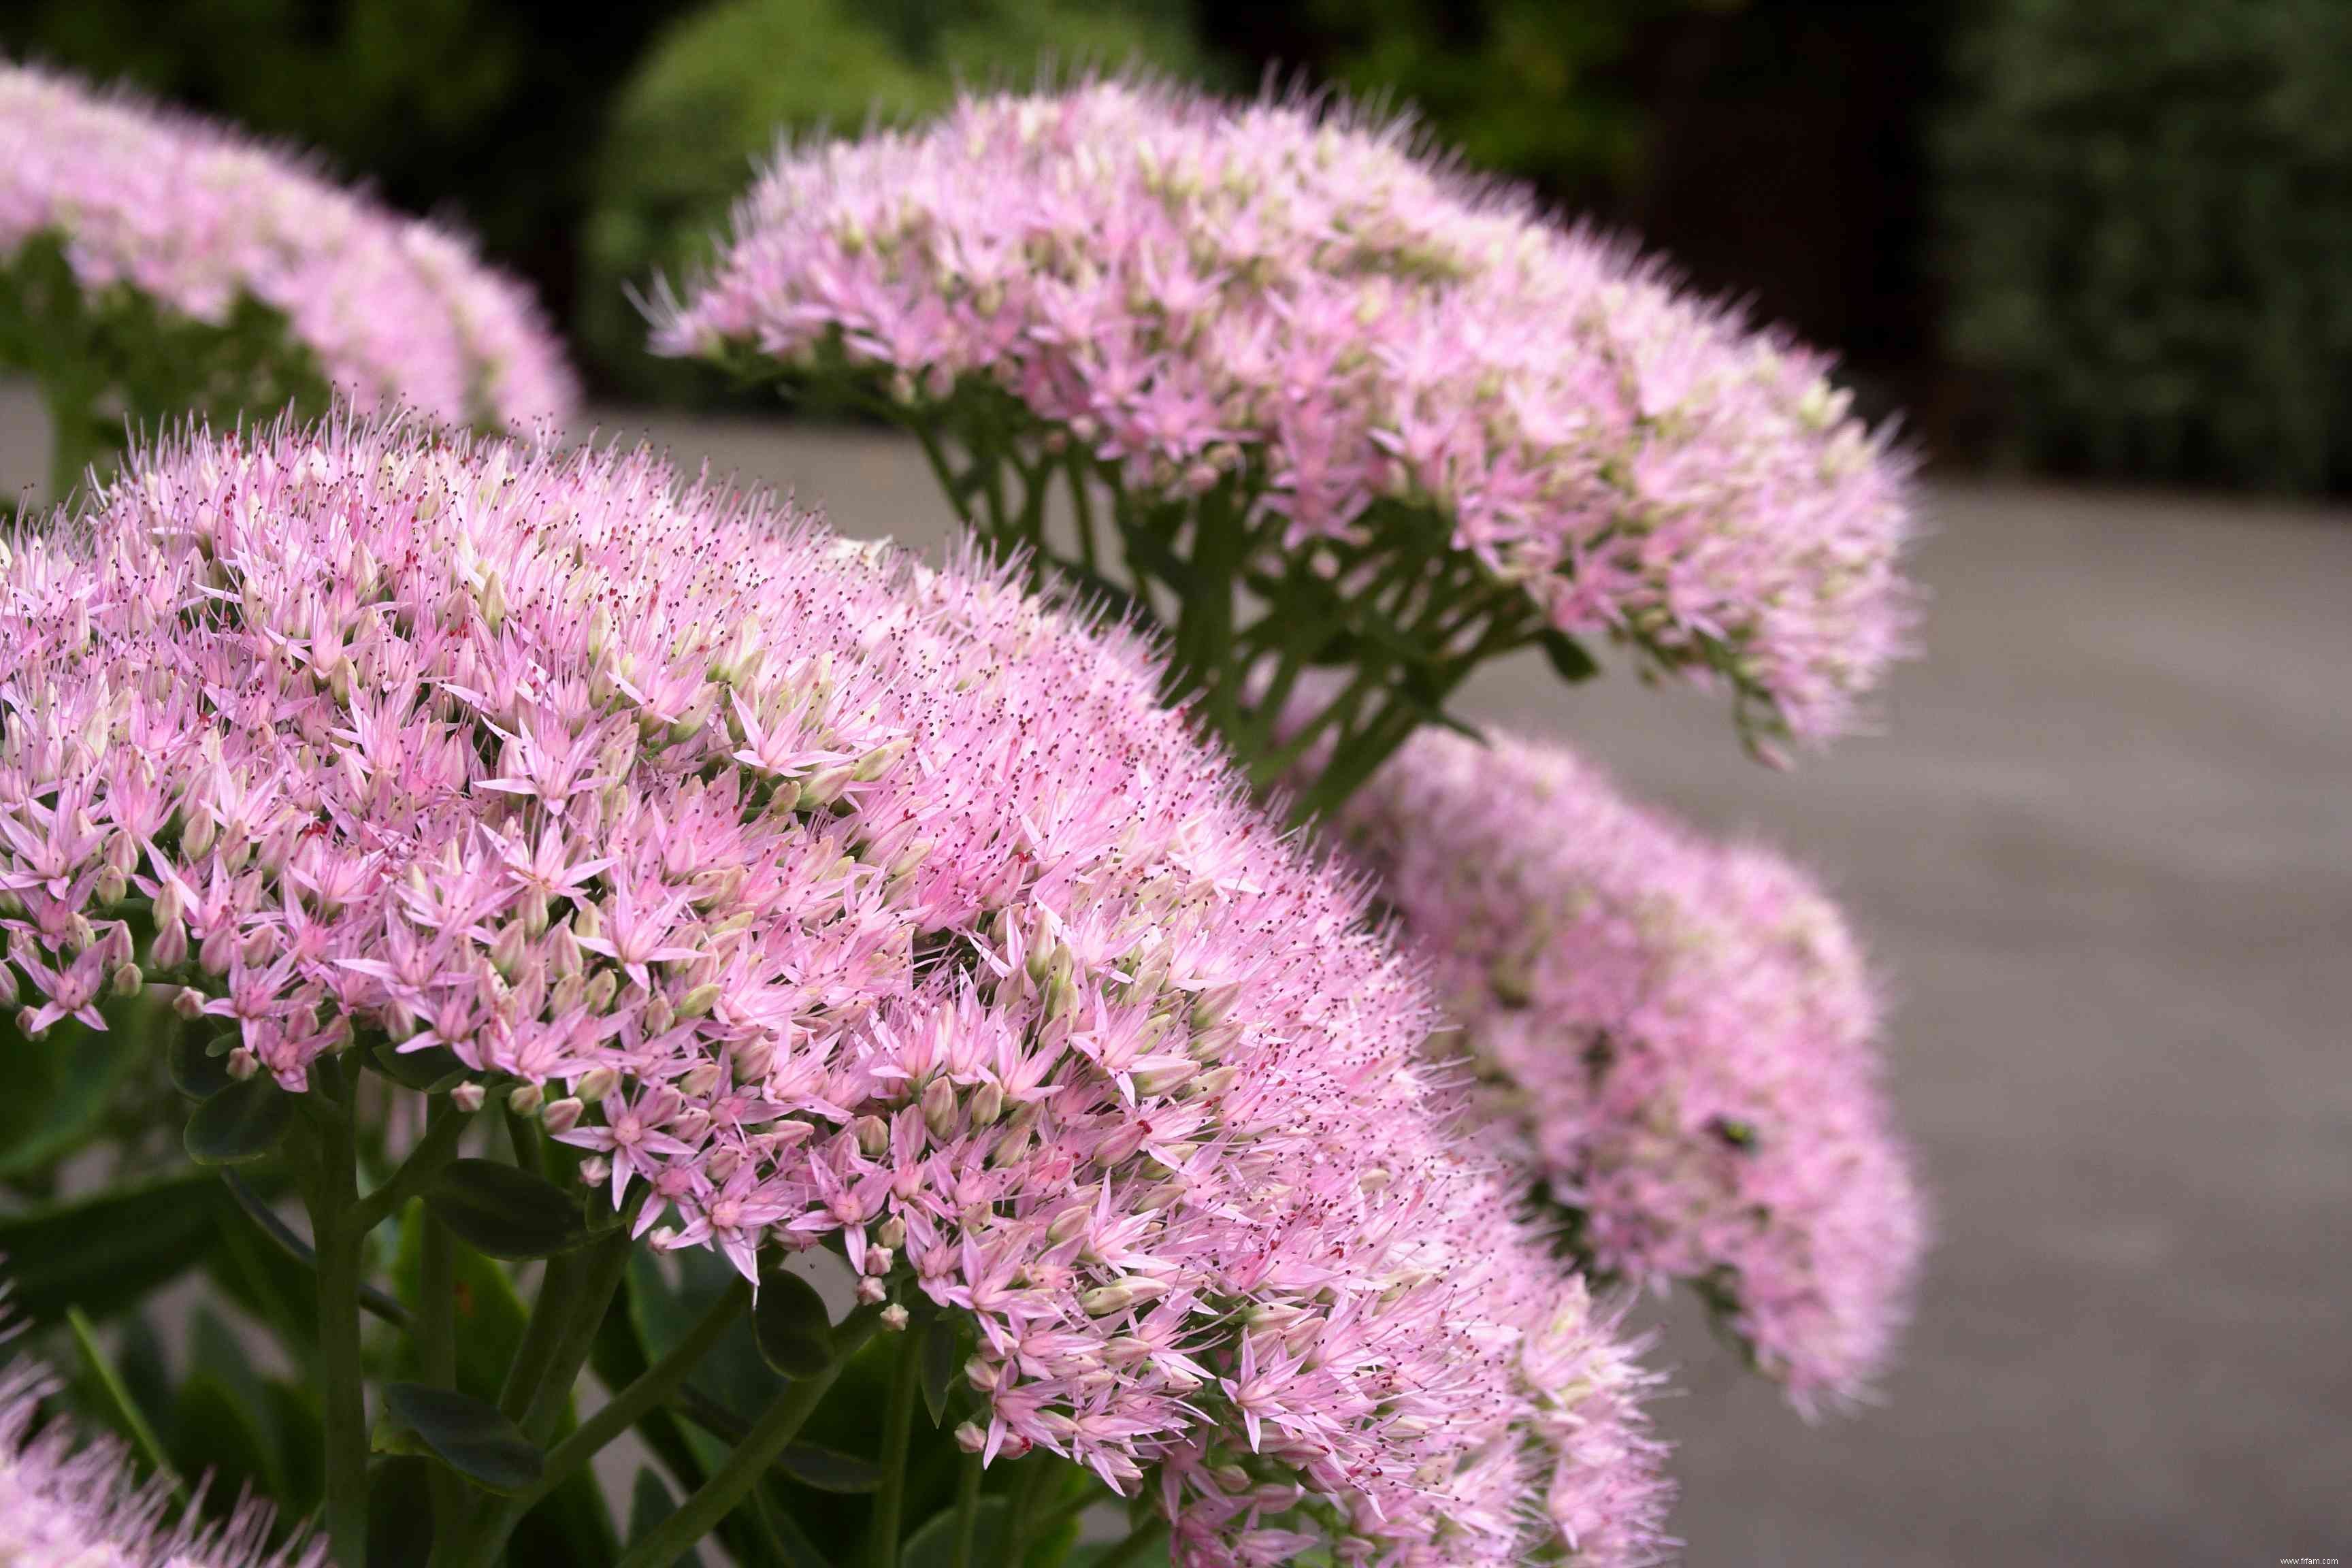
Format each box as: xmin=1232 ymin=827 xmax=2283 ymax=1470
xmin=0 ymin=1309 xmax=321 ymax=1567
xmin=0 ymin=417 xmax=1669 ymax=1563
xmin=0 ymin=63 xmax=576 ymax=434
xmin=1337 ymin=729 xmax=1926 ymax=1411
xmin=659 ymin=80 xmax=1915 ymax=741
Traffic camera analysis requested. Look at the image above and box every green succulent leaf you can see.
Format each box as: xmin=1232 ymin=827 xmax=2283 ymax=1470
xmin=380 ymin=1382 xmax=544 ymax=1495
xmin=0 ymin=1174 xmax=225 ymax=1322
xmin=169 ymin=1015 xmax=237 ymax=1102
xmin=751 ymin=1269 xmax=833 ymax=1379
xmin=774 ymin=1441 xmax=882 ymax=1493
xmin=423 ymin=1158 xmax=589 ymax=1260
xmin=184 ymin=1075 xmax=292 ymax=1166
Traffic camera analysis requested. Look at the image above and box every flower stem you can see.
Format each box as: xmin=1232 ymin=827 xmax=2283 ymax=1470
xmin=610 ymin=1304 xmax=885 ymax=1568
xmin=867 ymin=1324 xmax=922 ymax=1568
xmin=1090 ymin=1518 xmax=1169 ymax=1568
xmin=951 ymin=1448 xmax=983 ymax=1568
xmin=295 ymin=1061 xmax=370 ymax=1568
xmin=417 ymin=1101 xmax=462 ymax=1531
xmin=518 ymin=1228 xmax=635 ymax=1444
xmin=478 ymin=1275 xmax=750 ymax=1542
xmin=996 ymin=1457 xmax=1050 ymax=1568
xmin=348 ymin=1092 xmax=474 ymax=1235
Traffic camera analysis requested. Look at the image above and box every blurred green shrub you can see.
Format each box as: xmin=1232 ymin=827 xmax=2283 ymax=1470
xmin=0 ymin=0 xmax=687 ymax=301
xmin=583 ymin=0 xmax=1206 ymax=401
xmin=1940 ymin=0 xmax=2352 ymax=489
xmin=1301 ymin=0 xmax=1690 ymax=204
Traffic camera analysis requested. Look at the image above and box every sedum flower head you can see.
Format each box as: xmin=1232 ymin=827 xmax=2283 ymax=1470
xmin=1 ymin=417 xmax=1667 ymax=1563
xmin=1338 ymin=729 xmax=1927 ymax=1411
xmin=0 ymin=63 xmax=576 ymax=435
xmin=659 ymin=79 xmax=1914 ymax=744
xmin=0 ymin=1307 xmax=322 ymax=1567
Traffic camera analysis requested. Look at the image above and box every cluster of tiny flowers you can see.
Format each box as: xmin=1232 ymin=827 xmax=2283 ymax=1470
xmin=0 ymin=417 xmax=1668 ymax=1563
xmin=1336 ymin=729 xmax=1926 ymax=1411
xmin=0 ymin=63 xmax=576 ymax=434
xmin=0 ymin=1303 xmax=322 ymax=1567
xmin=659 ymin=79 xmax=1914 ymax=741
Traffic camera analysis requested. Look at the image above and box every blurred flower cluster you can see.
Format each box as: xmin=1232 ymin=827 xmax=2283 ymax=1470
xmin=664 ymin=80 xmax=1914 ymax=760
xmin=0 ymin=63 xmax=573 ymax=494
xmin=1337 ymin=729 xmax=1927 ymax=1411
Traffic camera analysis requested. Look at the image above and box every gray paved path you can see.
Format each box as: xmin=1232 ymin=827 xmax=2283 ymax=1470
xmin=6 ymin=391 xmax=2347 ymax=1564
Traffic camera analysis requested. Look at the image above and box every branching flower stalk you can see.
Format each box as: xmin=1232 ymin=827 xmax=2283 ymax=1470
xmin=659 ymin=80 xmax=1919 ymax=807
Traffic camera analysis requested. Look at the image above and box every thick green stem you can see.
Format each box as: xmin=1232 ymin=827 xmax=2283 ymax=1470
xmin=996 ymin=1458 xmax=1051 ymax=1568
xmin=476 ymin=1275 xmax=749 ymax=1548
xmin=519 ymin=1229 xmax=635 ymax=1444
xmin=350 ymin=1094 xmax=473 ymax=1235
xmin=416 ymin=1102 xmax=462 ymax=1531
xmin=1066 ymin=451 xmax=1100 ymax=575
xmin=611 ymin=1305 xmax=885 ymax=1568
xmin=297 ymin=1067 xmax=370 ymax=1568
xmin=868 ymin=1325 xmax=923 ymax=1568
xmin=911 ymin=421 xmax=975 ymax=525
xmin=1090 ymin=1518 xmax=1170 ymax=1568
xmin=952 ymin=1449 xmax=983 ymax=1568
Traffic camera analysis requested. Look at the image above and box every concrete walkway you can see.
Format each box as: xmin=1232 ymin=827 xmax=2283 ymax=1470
xmin=7 ymin=393 xmax=2347 ymax=1563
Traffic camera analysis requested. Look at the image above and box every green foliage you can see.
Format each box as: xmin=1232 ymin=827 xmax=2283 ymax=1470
xmin=581 ymin=0 xmax=1206 ymax=399
xmin=0 ymin=231 xmax=335 ymax=499
xmin=424 ymin=1158 xmax=591 ymax=1260
xmin=1 ymin=0 xmax=687 ymax=281
xmin=1305 ymin=0 xmax=1690 ymax=203
xmin=1940 ymin=0 xmax=2352 ymax=489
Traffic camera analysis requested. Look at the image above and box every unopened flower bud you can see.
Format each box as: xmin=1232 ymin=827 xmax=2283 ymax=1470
xmin=181 ymin=811 xmax=217 ymax=858
xmin=642 ymin=992 xmax=675 ymax=1036
xmin=448 ymin=1081 xmax=487 ymax=1113
xmin=508 ymin=1083 xmax=544 ymax=1115
xmin=864 ymin=1245 xmax=894 ymax=1275
xmin=1081 ymin=1284 xmax=1136 ymax=1317
xmin=576 ymin=1067 xmax=619 ymax=1104
xmin=968 ymin=1081 xmax=1004 ymax=1127
xmin=94 ymin=868 xmax=128 ymax=905
xmin=489 ymin=922 xmax=527 ymax=978
xmin=877 ymin=1215 xmax=906 ymax=1250
xmin=540 ymin=1096 xmax=585 ymax=1134
xmin=921 ymin=1076 xmax=959 ymax=1139
xmin=675 ymin=982 xmax=721 ymax=1020
xmin=227 ymin=1047 xmax=259 ymax=1081
xmin=679 ymin=1061 xmax=722 ymax=1098
xmin=851 ymin=1115 xmax=890 ymax=1157
xmin=150 ymin=920 xmax=189 ymax=969
xmin=855 ymin=1275 xmax=887 ymax=1304
xmin=172 ymin=985 xmax=206 ymax=1019
xmin=110 ymin=963 xmax=142 ymax=998
xmin=964 ymin=1356 xmax=1000 ymax=1392
xmin=954 ymin=1421 xmax=987 ymax=1454
xmin=578 ymin=1156 xmax=610 ymax=1186
xmin=879 ymin=1303 xmax=910 ymax=1332
xmin=583 ymin=970 xmax=619 ymax=1012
